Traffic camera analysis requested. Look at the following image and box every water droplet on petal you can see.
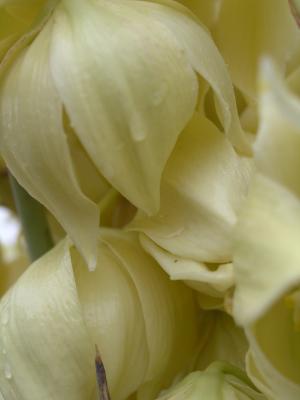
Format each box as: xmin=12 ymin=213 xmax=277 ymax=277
xmin=152 ymin=83 xmax=168 ymax=106
xmin=4 ymin=362 xmax=12 ymax=380
xmin=129 ymin=118 xmax=148 ymax=142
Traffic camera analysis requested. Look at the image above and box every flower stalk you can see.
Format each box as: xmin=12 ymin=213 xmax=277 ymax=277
xmin=9 ymin=173 xmax=53 ymax=262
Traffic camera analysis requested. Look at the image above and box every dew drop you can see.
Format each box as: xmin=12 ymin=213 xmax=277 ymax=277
xmin=152 ymin=83 xmax=168 ymax=106
xmin=129 ymin=118 xmax=148 ymax=142
xmin=4 ymin=362 xmax=12 ymax=380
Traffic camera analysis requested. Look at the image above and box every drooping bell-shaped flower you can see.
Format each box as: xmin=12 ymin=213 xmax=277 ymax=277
xmin=0 ymin=0 xmax=248 ymax=269
xmin=232 ymin=61 xmax=300 ymax=399
xmin=129 ymin=112 xmax=253 ymax=300
xmin=0 ymin=229 xmax=199 ymax=400
xmin=156 ymin=362 xmax=266 ymax=400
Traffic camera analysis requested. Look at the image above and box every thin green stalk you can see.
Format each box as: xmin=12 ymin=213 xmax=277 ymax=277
xmin=9 ymin=173 xmax=53 ymax=262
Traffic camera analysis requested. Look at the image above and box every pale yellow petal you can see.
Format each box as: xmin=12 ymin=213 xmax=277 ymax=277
xmin=0 ymin=230 xmax=200 ymax=400
xmin=0 ymin=239 xmax=95 ymax=400
xmin=246 ymin=299 xmax=300 ymax=399
xmin=214 ymin=0 xmax=300 ymax=98
xmin=72 ymin=237 xmax=149 ymax=400
xmin=157 ymin=362 xmax=265 ymax=400
xmin=0 ymin=0 xmax=57 ymax=63
xmin=233 ymin=62 xmax=300 ymax=325
xmin=255 ymin=60 xmax=300 ymax=196
xmin=176 ymin=0 xmax=221 ymax=28
xmin=233 ymin=175 xmax=300 ymax=325
xmin=140 ymin=234 xmax=234 ymax=297
xmin=135 ymin=0 xmax=250 ymax=152
xmin=49 ymin=0 xmax=199 ymax=215
xmin=97 ymin=230 xmax=199 ymax=400
xmin=0 ymin=20 xmax=99 ymax=269
xmin=195 ymin=311 xmax=248 ymax=371
xmin=129 ymin=113 xmax=253 ymax=264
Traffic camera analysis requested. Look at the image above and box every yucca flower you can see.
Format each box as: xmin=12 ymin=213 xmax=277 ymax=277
xmin=232 ymin=61 xmax=300 ymax=399
xmin=129 ymin=111 xmax=253 ymax=303
xmin=156 ymin=362 xmax=266 ymax=400
xmin=0 ymin=0 xmax=248 ymax=269
xmin=0 ymin=229 xmax=199 ymax=400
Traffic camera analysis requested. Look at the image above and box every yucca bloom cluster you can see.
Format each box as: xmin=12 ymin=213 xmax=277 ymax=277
xmin=0 ymin=0 xmax=299 ymax=399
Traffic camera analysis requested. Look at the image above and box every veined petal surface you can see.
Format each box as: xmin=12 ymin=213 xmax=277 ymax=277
xmin=232 ymin=62 xmax=300 ymax=399
xmin=0 ymin=230 xmax=199 ymax=400
xmin=233 ymin=62 xmax=300 ymax=325
xmin=157 ymin=362 xmax=265 ymax=400
xmin=130 ymin=113 xmax=252 ymax=265
xmin=0 ymin=20 xmax=100 ymax=269
xmin=49 ymin=0 xmax=199 ymax=215
xmin=0 ymin=239 xmax=95 ymax=400
xmin=134 ymin=0 xmax=250 ymax=151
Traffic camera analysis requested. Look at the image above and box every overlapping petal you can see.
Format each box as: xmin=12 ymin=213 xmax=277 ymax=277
xmin=129 ymin=113 xmax=252 ymax=296
xmin=0 ymin=21 xmax=100 ymax=269
xmin=174 ymin=0 xmax=221 ymax=28
xmin=232 ymin=62 xmax=300 ymax=399
xmin=246 ymin=300 xmax=300 ymax=400
xmin=0 ymin=230 xmax=199 ymax=400
xmin=136 ymin=0 xmax=250 ymax=151
xmin=49 ymin=0 xmax=198 ymax=215
xmin=195 ymin=311 xmax=248 ymax=371
xmin=156 ymin=362 xmax=265 ymax=400
xmin=233 ymin=61 xmax=300 ymax=325
xmin=214 ymin=0 xmax=300 ymax=99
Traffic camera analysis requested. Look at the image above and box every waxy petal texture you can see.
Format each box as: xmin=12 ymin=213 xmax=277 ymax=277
xmin=214 ymin=0 xmax=300 ymax=99
xmin=0 ymin=230 xmax=199 ymax=400
xmin=233 ymin=62 xmax=300 ymax=399
xmin=130 ymin=113 xmax=252 ymax=295
xmin=0 ymin=21 xmax=100 ymax=269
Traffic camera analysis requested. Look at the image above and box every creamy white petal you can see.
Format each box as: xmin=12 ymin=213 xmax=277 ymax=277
xmin=72 ymin=236 xmax=149 ymax=400
xmin=214 ymin=0 xmax=300 ymax=98
xmin=174 ymin=0 xmax=221 ymax=28
xmin=195 ymin=311 xmax=248 ymax=371
xmin=140 ymin=234 xmax=234 ymax=296
xmin=0 ymin=239 xmax=95 ymax=400
xmin=49 ymin=0 xmax=199 ymax=215
xmin=0 ymin=230 xmax=200 ymax=400
xmin=233 ymin=175 xmax=300 ymax=325
xmin=157 ymin=362 xmax=265 ymax=400
xmin=246 ymin=299 xmax=300 ymax=400
xmin=0 ymin=20 xmax=100 ymax=269
xmin=233 ymin=62 xmax=300 ymax=325
xmin=134 ymin=0 xmax=250 ymax=152
xmin=129 ymin=113 xmax=253 ymax=264
xmin=255 ymin=60 xmax=300 ymax=196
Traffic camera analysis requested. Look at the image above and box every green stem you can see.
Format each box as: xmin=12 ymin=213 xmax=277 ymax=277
xmin=9 ymin=173 xmax=53 ymax=262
